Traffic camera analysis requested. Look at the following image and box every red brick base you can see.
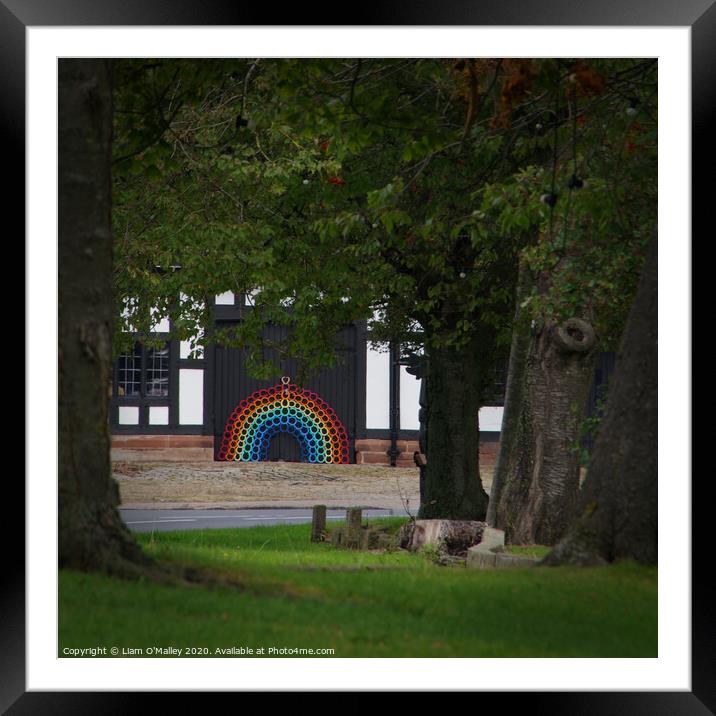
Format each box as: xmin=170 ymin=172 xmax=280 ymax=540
xmin=111 ymin=435 xmax=215 ymax=462
xmin=355 ymin=438 xmax=500 ymax=468
xmin=111 ymin=434 xmax=500 ymax=466
xmin=354 ymin=439 xmax=419 ymax=467
xmin=479 ymin=440 xmax=499 ymax=468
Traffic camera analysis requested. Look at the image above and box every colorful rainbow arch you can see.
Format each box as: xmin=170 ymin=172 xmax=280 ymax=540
xmin=217 ymin=382 xmax=350 ymax=463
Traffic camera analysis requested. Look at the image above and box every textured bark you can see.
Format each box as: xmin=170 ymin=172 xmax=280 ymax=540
xmin=58 ymin=59 xmax=149 ymax=575
xmin=543 ymin=238 xmax=657 ymax=566
xmin=492 ymin=314 xmax=597 ymax=545
xmin=486 ymin=260 xmax=531 ymax=526
xmin=419 ymin=332 xmax=491 ymax=520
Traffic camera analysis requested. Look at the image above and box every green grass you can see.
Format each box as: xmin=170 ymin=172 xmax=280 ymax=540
xmin=504 ymin=545 xmax=552 ymax=559
xmin=59 ymin=519 xmax=657 ymax=658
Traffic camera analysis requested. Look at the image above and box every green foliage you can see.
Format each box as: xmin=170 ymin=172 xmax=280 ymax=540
xmin=417 ymin=543 xmax=444 ymax=564
xmin=112 ymin=58 xmax=656 ymax=376
xmin=572 ymin=384 xmax=610 ymax=467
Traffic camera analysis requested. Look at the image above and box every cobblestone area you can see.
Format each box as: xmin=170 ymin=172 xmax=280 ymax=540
xmin=114 ymin=461 xmax=449 ymax=511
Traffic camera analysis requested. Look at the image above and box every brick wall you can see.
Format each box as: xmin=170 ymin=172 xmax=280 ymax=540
xmin=354 ymin=439 xmax=420 ymax=467
xmin=111 ymin=435 xmax=214 ymax=462
xmin=479 ymin=439 xmax=499 ymax=468
xmin=354 ymin=438 xmax=501 ymax=468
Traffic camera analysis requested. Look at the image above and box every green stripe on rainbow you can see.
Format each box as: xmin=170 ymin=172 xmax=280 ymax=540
xmin=217 ymin=382 xmax=349 ymax=463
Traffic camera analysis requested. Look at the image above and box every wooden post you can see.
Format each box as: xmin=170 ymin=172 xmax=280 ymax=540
xmin=346 ymin=507 xmax=363 ymax=548
xmin=311 ymin=505 xmax=327 ymax=543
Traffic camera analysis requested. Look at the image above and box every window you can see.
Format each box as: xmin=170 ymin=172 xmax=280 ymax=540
xmin=116 ymin=343 xmax=141 ymax=396
xmin=116 ymin=342 xmax=170 ymax=398
xmin=112 ymin=299 xmax=208 ymax=432
xmin=113 ymin=340 xmax=174 ymax=429
xmin=145 ymin=344 xmax=170 ymax=397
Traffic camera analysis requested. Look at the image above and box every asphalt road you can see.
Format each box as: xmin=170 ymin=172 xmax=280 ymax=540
xmin=120 ymin=507 xmax=395 ymax=532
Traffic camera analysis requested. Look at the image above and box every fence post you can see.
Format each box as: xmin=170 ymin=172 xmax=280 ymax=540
xmin=311 ymin=504 xmax=327 ymax=543
xmin=346 ymin=507 xmax=363 ymax=548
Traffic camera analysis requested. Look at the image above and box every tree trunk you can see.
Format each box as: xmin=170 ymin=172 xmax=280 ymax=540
xmin=490 ymin=258 xmax=598 ymax=544
xmin=419 ymin=332 xmax=491 ymax=520
xmin=486 ymin=260 xmax=531 ymax=527
xmin=543 ymin=238 xmax=657 ymax=566
xmin=58 ymin=59 xmax=149 ymax=575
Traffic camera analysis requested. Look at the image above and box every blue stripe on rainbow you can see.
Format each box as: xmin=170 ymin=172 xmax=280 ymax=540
xmin=217 ymin=383 xmax=349 ymax=463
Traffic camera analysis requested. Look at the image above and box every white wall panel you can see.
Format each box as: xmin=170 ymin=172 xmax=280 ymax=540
xmin=178 ymin=292 xmax=205 ymax=358
xmin=215 ymin=291 xmax=234 ymax=305
xmin=151 ymin=317 xmax=170 ymax=333
xmin=148 ymin=406 xmax=169 ymax=425
xmin=244 ymin=288 xmax=261 ymax=306
xmin=399 ymin=366 xmax=421 ymax=430
xmin=179 ymin=369 xmax=204 ymax=425
xmin=365 ymin=342 xmax=389 ymax=429
xmin=479 ymin=406 xmax=504 ymax=432
xmin=180 ymin=340 xmax=204 ymax=359
xmin=120 ymin=297 xmax=137 ymax=332
xmin=118 ymin=406 xmax=139 ymax=425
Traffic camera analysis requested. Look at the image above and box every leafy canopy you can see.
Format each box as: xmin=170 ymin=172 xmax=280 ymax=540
xmin=113 ymin=58 xmax=656 ymax=374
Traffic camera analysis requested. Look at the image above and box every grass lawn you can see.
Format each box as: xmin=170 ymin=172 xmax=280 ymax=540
xmin=59 ymin=519 xmax=657 ymax=658
xmin=504 ymin=545 xmax=553 ymax=559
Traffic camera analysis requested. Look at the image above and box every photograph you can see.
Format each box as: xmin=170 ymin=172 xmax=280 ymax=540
xmin=8 ymin=9 xmax=701 ymax=707
xmin=58 ymin=55 xmax=658 ymax=656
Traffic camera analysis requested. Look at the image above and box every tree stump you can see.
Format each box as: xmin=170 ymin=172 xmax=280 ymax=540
xmin=398 ymin=519 xmax=485 ymax=556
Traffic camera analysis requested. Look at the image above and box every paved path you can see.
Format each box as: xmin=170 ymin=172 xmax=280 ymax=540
xmin=120 ymin=507 xmax=396 ymax=533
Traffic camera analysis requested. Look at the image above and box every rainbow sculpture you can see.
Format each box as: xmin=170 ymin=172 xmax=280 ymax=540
xmin=217 ymin=379 xmax=350 ymax=463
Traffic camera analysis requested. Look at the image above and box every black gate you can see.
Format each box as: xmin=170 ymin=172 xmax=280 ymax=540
xmin=213 ymin=323 xmax=359 ymax=462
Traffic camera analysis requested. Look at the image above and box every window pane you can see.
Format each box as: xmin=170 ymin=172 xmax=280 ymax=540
xmin=146 ymin=343 xmax=170 ymax=397
xmin=117 ymin=343 xmax=142 ymax=397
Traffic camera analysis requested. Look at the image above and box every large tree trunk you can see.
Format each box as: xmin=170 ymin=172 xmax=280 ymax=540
xmin=486 ymin=260 xmax=531 ymax=527
xmin=58 ymin=59 xmax=148 ymax=575
xmin=489 ymin=259 xmax=598 ymax=544
xmin=543 ymin=238 xmax=657 ymax=566
xmin=419 ymin=332 xmax=491 ymax=520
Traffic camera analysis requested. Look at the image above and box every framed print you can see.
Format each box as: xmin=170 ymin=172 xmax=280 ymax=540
xmin=7 ymin=0 xmax=703 ymax=709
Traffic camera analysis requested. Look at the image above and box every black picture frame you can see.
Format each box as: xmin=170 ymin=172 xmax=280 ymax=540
xmin=9 ymin=1 xmax=703 ymax=709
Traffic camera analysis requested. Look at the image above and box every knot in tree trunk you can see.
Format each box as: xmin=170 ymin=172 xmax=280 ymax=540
xmin=554 ymin=318 xmax=596 ymax=354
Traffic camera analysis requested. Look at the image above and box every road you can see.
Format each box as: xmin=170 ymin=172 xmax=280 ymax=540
xmin=119 ymin=507 xmax=395 ymax=532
